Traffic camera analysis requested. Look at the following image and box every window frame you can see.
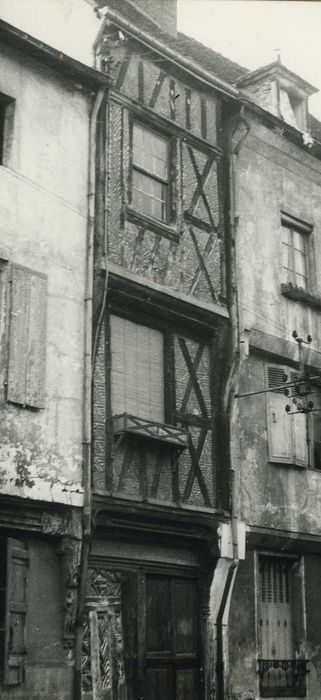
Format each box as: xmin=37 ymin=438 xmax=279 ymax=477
xmin=0 ymin=93 xmax=14 ymax=167
xmin=129 ymin=118 xmax=172 ymax=226
xmin=280 ymin=213 xmax=312 ymax=292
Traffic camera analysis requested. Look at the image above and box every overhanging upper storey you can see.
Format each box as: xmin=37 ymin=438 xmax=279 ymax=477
xmin=237 ymin=61 xmax=318 ymax=132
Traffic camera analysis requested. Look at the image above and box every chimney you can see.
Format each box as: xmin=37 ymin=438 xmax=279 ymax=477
xmin=133 ymin=0 xmax=177 ymax=36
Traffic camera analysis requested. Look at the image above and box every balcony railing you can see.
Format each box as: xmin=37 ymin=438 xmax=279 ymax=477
xmin=258 ymin=659 xmax=309 ymax=698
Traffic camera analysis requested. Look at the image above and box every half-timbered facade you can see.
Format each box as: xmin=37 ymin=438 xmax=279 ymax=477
xmin=84 ymin=2 xmax=241 ymax=698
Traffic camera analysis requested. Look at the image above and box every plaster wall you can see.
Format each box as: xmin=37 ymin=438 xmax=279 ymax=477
xmin=233 ymin=355 xmax=321 ymax=533
xmin=0 ymin=47 xmax=92 ymax=506
xmin=236 ymin=120 xmax=321 ymax=352
xmin=232 ymin=118 xmax=321 ymax=532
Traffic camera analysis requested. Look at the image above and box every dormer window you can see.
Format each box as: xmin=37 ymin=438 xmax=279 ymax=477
xmin=237 ymin=62 xmax=317 ymax=133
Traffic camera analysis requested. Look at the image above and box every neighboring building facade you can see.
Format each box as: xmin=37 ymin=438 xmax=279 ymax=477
xmin=226 ymin=60 xmax=321 ymax=700
xmin=0 ymin=20 xmax=108 ymax=699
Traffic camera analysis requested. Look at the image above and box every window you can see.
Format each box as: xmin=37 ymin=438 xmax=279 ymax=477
xmin=258 ymin=555 xmax=307 ymax=697
xmin=281 ymin=215 xmax=312 ymax=290
xmin=7 ymin=264 xmax=47 ymax=408
xmin=132 ymin=122 xmax=169 ymax=222
xmin=266 ymin=364 xmax=321 ymax=469
xmin=110 ymin=315 xmax=164 ymax=422
xmin=0 ymin=94 xmax=14 ymax=166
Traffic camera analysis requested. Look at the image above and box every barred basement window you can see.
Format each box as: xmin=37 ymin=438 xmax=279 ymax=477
xmin=132 ymin=123 xmax=169 ymax=222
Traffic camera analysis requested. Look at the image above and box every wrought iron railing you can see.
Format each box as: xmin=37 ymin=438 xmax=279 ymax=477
xmin=258 ymin=658 xmax=309 ymax=697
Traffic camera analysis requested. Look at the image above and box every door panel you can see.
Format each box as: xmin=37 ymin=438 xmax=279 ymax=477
xmin=145 ymin=574 xmax=202 ymax=700
xmin=176 ymin=669 xmax=198 ymax=700
xmin=146 ymin=577 xmax=171 ymax=653
xmin=172 ymin=579 xmax=197 ymax=654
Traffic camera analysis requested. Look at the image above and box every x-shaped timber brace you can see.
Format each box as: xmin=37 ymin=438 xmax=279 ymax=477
xmin=234 ymin=331 xmax=321 ymax=416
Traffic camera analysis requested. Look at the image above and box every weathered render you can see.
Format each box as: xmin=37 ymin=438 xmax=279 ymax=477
xmin=226 ymin=64 xmax=321 ymax=699
xmin=0 ymin=21 xmax=109 ymax=699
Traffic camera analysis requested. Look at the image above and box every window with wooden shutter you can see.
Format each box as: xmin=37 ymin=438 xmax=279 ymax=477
xmin=266 ymin=365 xmax=293 ymax=464
xmin=258 ymin=556 xmax=307 ymax=697
xmin=7 ymin=264 xmax=47 ymax=408
xmin=266 ymin=364 xmax=308 ymax=467
xmin=4 ymin=539 xmax=29 ymax=686
xmin=110 ymin=315 xmax=164 ymax=422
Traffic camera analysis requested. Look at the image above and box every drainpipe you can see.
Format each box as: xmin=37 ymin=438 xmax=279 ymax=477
xmin=215 ymin=110 xmax=250 ymax=700
xmin=73 ymin=85 xmax=106 ymax=700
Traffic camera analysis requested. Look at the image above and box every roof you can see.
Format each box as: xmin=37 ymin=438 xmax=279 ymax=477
xmin=237 ymin=61 xmax=318 ymax=97
xmin=93 ymin=0 xmax=247 ymax=84
xmin=175 ymin=33 xmax=247 ymax=85
xmin=0 ymin=18 xmax=110 ymax=90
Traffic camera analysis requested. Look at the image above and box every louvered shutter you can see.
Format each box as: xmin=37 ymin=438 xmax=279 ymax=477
xmin=7 ymin=265 xmax=47 ymax=408
xmin=110 ymin=316 xmax=164 ymax=422
xmin=259 ymin=558 xmax=293 ymax=660
xmin=289 ymin=372 xmax=308 ymax=467
xmin=4 ymin=539 xmax=29 ymax=686
xmin=266 ymin=366 xmax=292 ymax=463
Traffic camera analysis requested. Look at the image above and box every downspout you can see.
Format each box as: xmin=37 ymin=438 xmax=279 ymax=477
xmin=216 ymin=110 xmax=250 ymax=700
xmin=74 ymin=85 xmax=106 ymax=700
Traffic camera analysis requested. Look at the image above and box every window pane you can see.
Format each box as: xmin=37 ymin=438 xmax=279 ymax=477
xmin=282 ymin=242 xmax=292 ymax=273
xmin=132 ymin=169 xmax=167 ymax=221
xmin=133 ymin=123 xmax=168 ymax=180
xmin=293 ymin=229 xmax=305 ymax=252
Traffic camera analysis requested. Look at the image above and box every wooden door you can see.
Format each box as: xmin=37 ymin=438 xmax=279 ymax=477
xmin=144 ymin=574 xmax=203 ymax=700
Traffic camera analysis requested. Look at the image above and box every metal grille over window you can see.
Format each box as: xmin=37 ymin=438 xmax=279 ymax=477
xmin=132 ymin=123 xmax=169 ymax=222
xmin=258 ymin=557 xmax=307 ymax=698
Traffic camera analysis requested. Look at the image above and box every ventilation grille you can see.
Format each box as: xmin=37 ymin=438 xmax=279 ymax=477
xmin=260 ymin=559 xmax=291 ymax=604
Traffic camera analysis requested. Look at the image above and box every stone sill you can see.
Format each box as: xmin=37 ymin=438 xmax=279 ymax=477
xmin=281 ymin=282 xmax=321 ymax=310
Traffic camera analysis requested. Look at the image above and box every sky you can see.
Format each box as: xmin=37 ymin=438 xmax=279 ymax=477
xmin=0 ymin=0 xmax=321 ymax=119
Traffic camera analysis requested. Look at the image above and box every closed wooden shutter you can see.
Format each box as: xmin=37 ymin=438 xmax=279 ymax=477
xmin=110 ymin=315 xmax=164 ymax=422
xmin=266 ymin=366 xmax=293 ymax=463
xmin=4 ymin=539 xmax=29 ymax=686
xmin=259 ymin=558 xmax=293 ymax=660
xmin=7 ymin=265 xmax=47 ymax=408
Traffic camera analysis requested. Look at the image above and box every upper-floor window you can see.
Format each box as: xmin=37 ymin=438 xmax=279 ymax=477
xmin=266 ymin=363 xmax=321 ymax=469
xmin=0 ymin=93 xmax=15 ymax=166
xmin=281 ymin=223 xmax=307 ymax=289
xmin=132 ymin=123 xmax=169 ymax=222
xmin=281 ymin=214 xmax=312 ymax=291
xmin=110 ymin=314 xmax=165 ymax=423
